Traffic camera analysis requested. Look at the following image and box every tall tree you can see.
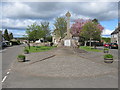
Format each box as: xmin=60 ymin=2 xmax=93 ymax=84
xmin=9 ymin=33 xmax=13 ymax=40
xmin=92 ymin=18 xmax=99 ymax=24
xmin=41 ymin=21 xmax=50 ymax=39
xmin=4 ymin=29 xmax=10 ymax=41
xmin=71 ymin=19 xmax=104 ymax=46
xmin=71 ymin=19 xmax=89 ymax=37
xmin=81 ymin=21 xmax=104 ymax=46
xmin=101 ymin=37 xmax=111 ymax=43
xmin=26 ymin=23 xmax=38 ymax=42
xmin=26 ymin=22 xmax=50 ymax=42
xmin=54 ymin=17 xmax=67 ymax=39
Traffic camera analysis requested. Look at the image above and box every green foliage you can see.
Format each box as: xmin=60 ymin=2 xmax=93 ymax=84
xmin=53 ymin=17 xmax=67 ymax=39
xmin=3 ymin=29 xmax=10 ymax=41
xmin=81 ymin=22 xmax=102 ymax=41
xmin=92 ymin=19 xmax=99 ymax=24
xmin=101 ymin=37 xmax=111 ymax=43
xmin=9 ymin=33 xmax=13 ymax=40
xmin=17 ymin=55 xmax=26 ymax=59
xmin=104 ymin=54 xmax=113 ymax=58
xmin=104 ymin=48 xmax=109 ymax=50
xmin=24 ymin=49 xmax=29 ymax=52
xmin=24 ymin=49 xmax=29 ymax=54
xmin=46 ymin=36 xmax=52 ymax=42
xmin=41 ymin=22 xmax=50 ymax=38
xmin=80 ymin=46 xmax=102 ymax=52
xmin=25 ymin=46 xmax=56 ymax=53
xmin=26 ymin=22 xmax=50 ymax=42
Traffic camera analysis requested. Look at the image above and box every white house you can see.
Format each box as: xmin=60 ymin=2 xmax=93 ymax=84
xmin=111 ymin=26 xmax=120 ymax=45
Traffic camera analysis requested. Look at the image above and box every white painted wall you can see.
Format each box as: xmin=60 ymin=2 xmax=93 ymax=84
xmin=111 ymin=33 xmax=119 ymax=44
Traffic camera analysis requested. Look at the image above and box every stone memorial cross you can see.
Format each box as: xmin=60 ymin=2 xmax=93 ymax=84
xmin=65 ymin=11 xmax=71 ymax=38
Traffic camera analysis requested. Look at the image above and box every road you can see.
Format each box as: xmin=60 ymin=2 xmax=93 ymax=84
xmin=2 ymin=45 xmax=24 ymax=79
xmin=2 ymin=47 xmax=118 ymax=88
xmin=98 ymin=46 xmax=118 ymax=59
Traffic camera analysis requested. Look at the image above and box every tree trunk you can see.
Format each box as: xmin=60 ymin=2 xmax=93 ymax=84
xmin=94 ymin=42 xmax=96 ymax=49
xmin=89 ymin=38 xmax=92 ymax=47
xmin=84 ymin=41 xmax=87 ymax=46
xmin=27 ymin=40 xmax=30 ymax=49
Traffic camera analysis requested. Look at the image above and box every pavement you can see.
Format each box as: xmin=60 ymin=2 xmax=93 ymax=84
xmin=2 ymin=46 xmax=118 ymax=88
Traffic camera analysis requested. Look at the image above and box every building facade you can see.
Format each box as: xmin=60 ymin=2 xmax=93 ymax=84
xmin=111 ymin=26 xmax=120 ymax=45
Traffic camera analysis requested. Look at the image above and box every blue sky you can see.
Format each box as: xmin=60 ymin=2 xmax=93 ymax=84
xmin=1 ymin=2 xmax=118 ymax=37
xmin=100 ymin=19 xmax=118 ymax=30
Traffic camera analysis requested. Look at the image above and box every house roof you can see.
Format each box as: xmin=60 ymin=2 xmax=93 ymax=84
xmin=111 ymin=25 xmax=120 ymax=35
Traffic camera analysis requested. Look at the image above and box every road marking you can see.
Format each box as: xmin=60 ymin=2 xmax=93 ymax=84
xmin=7 ymin=72 xmax=10 ymax=75
xmin=2 ymin=76 xmax=7 ymax=83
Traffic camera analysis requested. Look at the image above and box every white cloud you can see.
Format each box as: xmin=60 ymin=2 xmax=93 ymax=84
xmin=102 ymin=29 xmax=113 ymax=36
xmin=14 ymin=32 xmax=27 ymax=36
xmin=2 ymin=2 xmax=118 ymax=20
xmin=3 ymin=2 xmax=31 ymax=18
xmin=1 ymin=2 xmax=118 ymax=37
xmin=2 ymin=18 xmax=41 ymax=29
xmin=2 ymin=0 xmax=120 ymax=2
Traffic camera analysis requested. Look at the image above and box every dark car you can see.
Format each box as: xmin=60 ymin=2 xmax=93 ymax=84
xmin=109 ymin=43 xmax=118 ymax=49
xmin=2 ymin=42 xmax=8 ymax=47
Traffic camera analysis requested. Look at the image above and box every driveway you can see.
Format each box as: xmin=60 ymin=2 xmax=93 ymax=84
xmin=2 ymin=47 xmax=118 ymax=88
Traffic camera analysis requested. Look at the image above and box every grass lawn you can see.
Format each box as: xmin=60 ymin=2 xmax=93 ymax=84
xmin=80 ymin=46 xmax=102 ymax=52
xmin=25 ymin=46 xmax=56 ymax=53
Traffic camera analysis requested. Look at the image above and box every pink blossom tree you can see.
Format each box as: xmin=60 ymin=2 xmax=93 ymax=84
xmin=71 ymin=19 xmax=90 ymax=37
xmin=71 ymin=18 xmax=104 ymax=46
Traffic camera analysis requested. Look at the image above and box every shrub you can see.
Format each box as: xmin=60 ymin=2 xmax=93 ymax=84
xmin=104 ymin=48 xmax=109 ymax=50
xmin=104 ymin=54 xmax=113 ymax=59
xmin=103 ymin=48 xmax=109 ymax=53
xmin=17 ymin=54 xmax=26 ymax=60
xmin=24 ymin=49 xmax=29 ymax=54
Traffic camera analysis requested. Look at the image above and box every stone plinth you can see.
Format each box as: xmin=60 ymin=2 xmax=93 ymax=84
xmin=64 ymin=39 xmax=71 ymax=46
xmin=63 ymin=38 xmax=79 ymax=48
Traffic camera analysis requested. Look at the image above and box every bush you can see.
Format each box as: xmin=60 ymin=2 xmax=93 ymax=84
xmin=103 ymin=48 xmax=109 ymax=53
xmin=17 ymin=54 xmax=25 ymax=60
xmin=104 ymin=48 xmax=109 ymax=50
xmin=24 ymin=49 xmax=29 ymax=54
xmin=104 ymin=54 xmax=113 ymax=59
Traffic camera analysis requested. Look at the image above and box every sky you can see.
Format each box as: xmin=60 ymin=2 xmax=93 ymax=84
xmin=0 ymin=1 xmax=119 ymax=37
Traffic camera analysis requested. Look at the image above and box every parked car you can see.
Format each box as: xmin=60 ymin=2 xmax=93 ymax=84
xmin=103 ymin=43 xmax=110 ymax=48
xmin=109 ymin=43 xmax=118 ymax=49
xmin=2 ymin=42 xmax=8 ymax=47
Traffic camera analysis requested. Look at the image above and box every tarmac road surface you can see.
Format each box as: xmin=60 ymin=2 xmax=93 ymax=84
xmin=2 ymin=47 xmax=118 ymax=88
